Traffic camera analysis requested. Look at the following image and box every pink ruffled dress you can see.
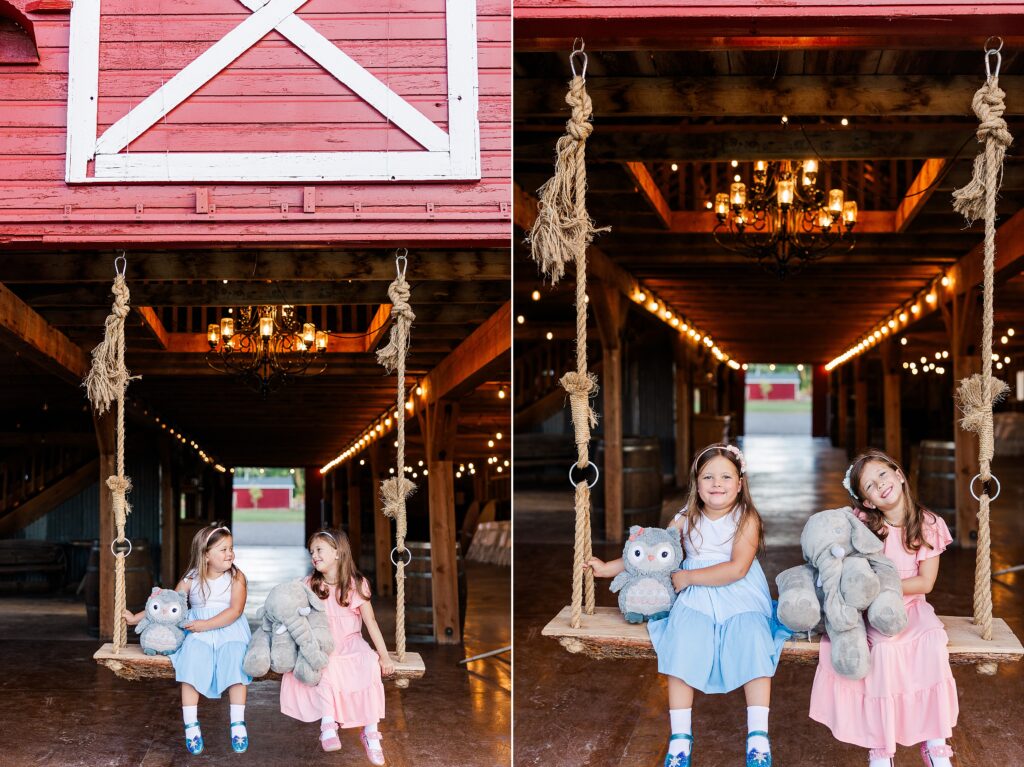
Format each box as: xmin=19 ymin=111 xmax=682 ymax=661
xmin=279 ymin=577 xmax=385 ymax=728
xmin=809 ymin=513 xmax=959 ymax=754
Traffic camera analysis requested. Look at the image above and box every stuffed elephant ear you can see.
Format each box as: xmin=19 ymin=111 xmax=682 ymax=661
xmin=303 ymin=582 xmax=327 ymax=611
xmin=845 ymin=509 xmax=883 ymax=555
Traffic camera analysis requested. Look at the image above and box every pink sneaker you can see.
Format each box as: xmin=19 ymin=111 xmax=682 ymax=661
xmin=360 ymin=731 xmax=385 ymax=765
xmin=320 ymin=727 xmax=341 ymax=753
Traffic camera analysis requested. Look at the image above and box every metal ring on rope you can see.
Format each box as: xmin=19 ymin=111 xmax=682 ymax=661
xmin=114 ymin=254 xmax=127 ymax=277
xmin=570 ymin=38 xmax=587 ymax=79
xmin=970 ymin=473 xmax=1002 ymax=502
xmin=568 ymin=461 xmax=600 ymax=489
xmin=391 ymin=546 xmax=413 ymax=567
xmin=110 ymin=538 xmax=132 ymax=558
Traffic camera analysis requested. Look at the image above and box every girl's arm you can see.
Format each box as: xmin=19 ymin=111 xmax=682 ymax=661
xmin=185 ymin=573 xmax=246 ymax=632
xmin=359 ymin=601 xmax=396 ymax=676
xmin=589 ymin=513 xmax=687 ymax=578
xmin=672 ymin=516 xmax=758 ymax=591
xmin=900 ymin=554 xmax=939 ymax=595
xmin=121 ymin=609 xmax=145 ymax=625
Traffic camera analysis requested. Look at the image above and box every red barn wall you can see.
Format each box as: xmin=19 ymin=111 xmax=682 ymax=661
xmin=0 ymin=0 xmax=509 ymax=246
xmin=233 ymin=487 xmax=291 ymax=509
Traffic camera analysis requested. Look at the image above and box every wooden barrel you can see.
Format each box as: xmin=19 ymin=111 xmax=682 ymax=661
xmin=916 ymin=440 xmax=956 ymax=530
xmin=594 ymin=437 xmax=664 ymax=532
xmin=84 ymin=539 xmax=156 ymax=638
xmin=402 ymin=541 xmax=467 ymax=643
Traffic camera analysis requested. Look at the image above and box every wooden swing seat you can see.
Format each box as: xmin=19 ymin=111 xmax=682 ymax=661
xmin=94 ymin=643 xmax=425 ymax=686
xmin=542 ymin=606 xmax=1024 ymax=665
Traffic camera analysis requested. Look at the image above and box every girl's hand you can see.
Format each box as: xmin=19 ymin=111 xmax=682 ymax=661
xmin=121 ymin=609 xmax=138 ymax=625
xmin=671 ymin=570 xmax=691 ymax=593
xmin=586 ymin=557 xmax=614 ymax=578
xmin=378 ymin=651 xmax=396 ymax=676
xmin=183 ymin=619 xmax=206 ymax=633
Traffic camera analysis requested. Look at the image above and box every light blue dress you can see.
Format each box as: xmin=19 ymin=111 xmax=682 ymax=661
xmin=170 ymin=570 xmax=252 ymax=698
xmin=647 ymin=508 xmax=790 ymax=694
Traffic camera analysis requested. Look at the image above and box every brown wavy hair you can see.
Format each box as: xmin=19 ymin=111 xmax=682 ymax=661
xmin=848 ymin=449 xmax=934 ymax=554
xmin=184 ymin=522 xmax=244 ymax=600
xmin=681 ymin=443 xmax=764 ymax=555
xmin=308 ymin=528 xmax=371 ymax=607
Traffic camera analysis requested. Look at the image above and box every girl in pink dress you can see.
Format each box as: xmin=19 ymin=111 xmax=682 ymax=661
xmin=810 ymin=449 xmax=958 ymax=767
xmin=280 ymin=529 xmax=394 ymax=764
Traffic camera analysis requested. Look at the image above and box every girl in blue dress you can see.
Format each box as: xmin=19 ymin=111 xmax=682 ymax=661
xmin=124 ymin=523 xmax=252 ymax=755
xmin=589 ymin=444 xmax=789 ymax=767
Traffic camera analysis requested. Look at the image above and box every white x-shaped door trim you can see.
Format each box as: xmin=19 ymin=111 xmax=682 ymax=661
xmin=65 ymin=0 xmax=479 ymax=183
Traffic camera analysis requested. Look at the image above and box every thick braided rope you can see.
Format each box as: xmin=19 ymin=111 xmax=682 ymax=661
xmin=84 ymin=273 xmax=135 ymax=651
xmin=952 ymin=76 xmax=1012 ymax=643
xmin=527 ymin=74 xmax=602 ymax=628
xmin=377 ymin=270 xmax=416 ymax=661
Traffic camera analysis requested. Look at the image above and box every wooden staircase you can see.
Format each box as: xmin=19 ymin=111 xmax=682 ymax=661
xmin=0 ymin=440 xmax=99 ymax=535
xmin=514 ymin=339 xmax=602 ymax=429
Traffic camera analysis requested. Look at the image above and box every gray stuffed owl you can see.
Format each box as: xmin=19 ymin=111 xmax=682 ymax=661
xmin=610 ymin=525 xmax=683 ymax=623
xmin=136 ymin=587 xmax=187 ymax=656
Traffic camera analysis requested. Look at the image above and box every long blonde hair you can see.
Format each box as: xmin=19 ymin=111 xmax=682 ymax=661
xmin=308 ymin=528 xmax=370 ymax=607
xmin=681 ymin=443 xmax=765 ymax=555
xmin=848 ymin=449 xmax=935 ymax=554
xmin=184 ymin=523 xmax=242 ymax=599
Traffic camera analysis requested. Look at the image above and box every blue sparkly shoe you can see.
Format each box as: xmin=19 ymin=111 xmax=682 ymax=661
xmin=746 ymin=731 xmax=771 ymax=766
xmin=184 ymin=722 xmax=203 ymax=755
xmin=230 ymin=721 xmax=248 ymax=754
xmin=664 ymin=732 xmax=693 ymax=767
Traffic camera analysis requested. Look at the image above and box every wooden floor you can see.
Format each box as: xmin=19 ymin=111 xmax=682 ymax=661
xmin=513 ymin=435 xmax=1024 ymax=767
xmin=0 ymin=556 xmax=510 ymax=766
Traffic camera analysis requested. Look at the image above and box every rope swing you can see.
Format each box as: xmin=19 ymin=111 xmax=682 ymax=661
xmin=83 ymin=255 xmax=138 ymax=654
xmin=527 ymin=41 xmax=606 ymax=629
xmin=952 ymin=38 xmax=1013 ymax=662
xmin=377 ymin=250 xmax=416 ymax=672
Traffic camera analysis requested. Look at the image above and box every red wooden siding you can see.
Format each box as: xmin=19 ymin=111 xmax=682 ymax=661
xmin=233 ymin=487 xmax=291 ymax=509
xmin=0 ymin=0 xmax=510 ymax=245
xmin=746 ymin=382 xmax=797 ymax=401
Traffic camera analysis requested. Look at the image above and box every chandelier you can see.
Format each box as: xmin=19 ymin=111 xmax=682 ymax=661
xmin=206 ymin=305 xmax=328 ymax=396
xmin=712 ymin=159 xmax=858 ymax=277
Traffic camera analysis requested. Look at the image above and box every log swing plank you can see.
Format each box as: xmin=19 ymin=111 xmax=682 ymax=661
xmin=542 ymin=606 xmax=1024 ymax=665
xmin=94 ymin=643 xmax=425 ymax=683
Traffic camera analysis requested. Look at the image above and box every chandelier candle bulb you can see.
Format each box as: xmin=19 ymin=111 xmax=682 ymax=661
xmin=315 ymin=331 xmax=327 ymax=352
xmin=804 ymin=158 xmax=818 ymax=176
xmin=715 ymin=193 xmax=729 ymax=219
xmin=259 ymin=315 xmax=273 ymax=340
xmin=207 ymin=324 xmax=219 ymax=348
xmin=843 ymin=201 xmax=857 ymax=226
xmin=828 ymin=189 xmax=844 ymax=214
xmin=730 ymin=182 xmax=746 ymax=209
xmin=777 ymin=179 xmax=794 ymax=207
xmin=220 ymin=316 xmax=234 ymax=340
xmin=302 ymin=323 xmax=315 ymax=346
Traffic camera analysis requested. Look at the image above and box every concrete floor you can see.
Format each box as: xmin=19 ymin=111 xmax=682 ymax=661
xmin=513 ymin=435 xmax=1024 ymax=767
xmin=0 ymin=551 xmax=510 ymax=766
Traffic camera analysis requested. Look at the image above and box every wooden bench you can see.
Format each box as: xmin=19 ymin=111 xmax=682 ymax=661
xmin=94 ymin=643 xmax=425 ymax=686
xmin=543 ymin=606 xmax=1024 ymax=666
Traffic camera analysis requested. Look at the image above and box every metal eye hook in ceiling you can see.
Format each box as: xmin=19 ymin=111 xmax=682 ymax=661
xmin=570 ymin=38 xmax=587 ymax=79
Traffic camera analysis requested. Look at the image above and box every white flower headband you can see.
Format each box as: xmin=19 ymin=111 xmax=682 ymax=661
xmin=694 ymin=444 xmax=747 ymax=476
xmin=842 ymin=464 xmax=858 ymax=500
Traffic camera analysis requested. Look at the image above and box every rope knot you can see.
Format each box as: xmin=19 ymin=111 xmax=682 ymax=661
xmin=953 ymin=78 xmax=1014 ymax=224
xmin=956 ymin=374 xmax=1010 ymax=464
xmin=973 ymin=81 xmax=1013 ymax=149
xmin=106 ymin=475 xmax=132 ymax=495
xmin=110 ymin=275 xmax=131 ymax=319
xmin=377 ymin=277 xmax=415 ymax=373
xmin=380 ymin=476 xmax=416 ymax=521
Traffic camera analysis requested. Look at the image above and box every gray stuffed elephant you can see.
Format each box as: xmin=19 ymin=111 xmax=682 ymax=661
xmin=243 ymin=580 xmax=334 ymax=685
xmin=776 ymin=507 xmax=907 ymax=680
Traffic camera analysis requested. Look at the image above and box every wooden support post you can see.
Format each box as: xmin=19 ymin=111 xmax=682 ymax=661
xmin=731 ymin=367 xmax=746 ymax=438
xmin=812 ymin=365 xmax=829 ymax=438
xmin=948 ymin=290 xmax=981 ymax=548
xmin=591 ymin=282 xmax=627 ymax=543
xmin=673 ymin=335 xmax=692 ymax=488
xmin=854 ymin=356 xmax=869 ymax=453
xmin=421 ymin=400 xmax=461 ymax=644
xmin=346 ymin=461 xmax=362 ymax=567
xmin=159 ymin=438 xmax=175 ymax=587
xmin=94 ymin=410 xmax=116 ymax=641
xmin=368 ymin=443 xmax=393 ymax=597
xmin=330 ymin=472 xmax=344 ymax=530
xmin=881 ymin=339 xmax=903 ymax=464
xmin=837 ymin=366 xmax=850 ymax=452
xmin=304 ymin=467 xmax=324 ymax=543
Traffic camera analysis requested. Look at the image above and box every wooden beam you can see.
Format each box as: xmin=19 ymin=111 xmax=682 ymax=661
xmin=837 ymin=366 xmax=850 ymax=453
xmin=304 ymin=467 xmax=324 ymax=543
xmin=673 ymin=335 xmax=693 ymax=488
xmin=135 ymin=306 xmax=169 ymax=350
xmin=0 ymin=250 xmax=511 ymax=284
xmin=950 ymin=290 xmax=982 ymax=548
xmin=0 ymin=281 xmax=88 ymax=384
xmin=896 ymin=158 xmax=949 ymax=232
xmin=330 ymin=471 xmax=344 ymax=530
xmin=94 ymin=410 xmax=116 ymax=640
xmin=421 ymin=301 xmax=511 ymax=405
xmin=368 ymin=443 xmax=393 ymax=597
xmin=880 ymin=339 xmax=902 ymax=464
xmin=0 ymin=458 xmax=98 ymax=536
xmin=623 ymin=161 xmax=671 ymax=228
xmin=364 ymin=303 xmax=393 ymax=353
xmin=516 ymin=76 xmax=1024 ymax=119
xmin=853 ymin=356 xmax=869 ymax=453
xmin=159 ymin=438 xmax=175 ymax=587
xmin=422 ymin=400 xmax=461 ymax=644
xmin=346 ymin=461 xmax=362 ymax=565
xmin=517 ymin=124 xmax=973 ymax=163
xmin=812 ymin=364 xmax=828 ymax=438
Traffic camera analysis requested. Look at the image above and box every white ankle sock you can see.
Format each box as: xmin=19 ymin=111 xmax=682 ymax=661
xmin=229 ymin=704 xmax=246 ymax=739
xmin=182 ymin=705 xmax=200 ymax=739
xmin=668 ymin=708 xmax=692 ymax=756
xmin=320 ymin=717 xmax=338 ymax=741
xmin=925 ymin=739 xmax=953 ymax=767
xmin=746 ymin=706 xmax=770 ymax=755
xmin=364 ymin=722 xmax=380 ymax=736
xmin=869 ymin=749 xmax=893 ymax=767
